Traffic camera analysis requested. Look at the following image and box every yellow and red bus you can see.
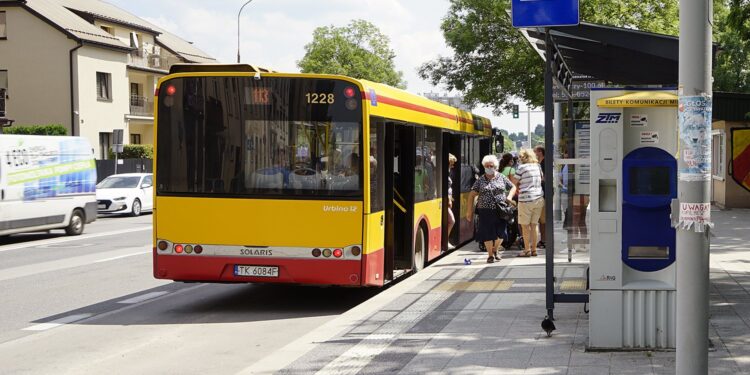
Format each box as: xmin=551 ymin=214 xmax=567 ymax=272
xmin=152 ymin=64 xmax=493 ymax=286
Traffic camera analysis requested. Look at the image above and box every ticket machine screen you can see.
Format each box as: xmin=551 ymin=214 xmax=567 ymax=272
xmin=629 ymin=166 xmax=671 ymax=196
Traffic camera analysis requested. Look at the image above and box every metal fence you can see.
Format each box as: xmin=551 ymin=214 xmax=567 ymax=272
xmin=95 ymin=158 xmax=153 ymax=183
xmin=128 ymin=49 xmax=181 ymax=71
xmin=129 ymin=94 xmax=154 ymax=117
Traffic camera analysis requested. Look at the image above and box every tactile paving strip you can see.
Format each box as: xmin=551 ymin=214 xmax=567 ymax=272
xmin=434 ymin=280 xmax=514 ymax=292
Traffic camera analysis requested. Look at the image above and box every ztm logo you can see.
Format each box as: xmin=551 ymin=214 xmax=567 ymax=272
xmin=595 ymin=113 xmax=622 ymax=124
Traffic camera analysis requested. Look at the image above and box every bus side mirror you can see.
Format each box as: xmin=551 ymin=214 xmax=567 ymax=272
xmin=495 ymin=134 xmax=505 ymax=153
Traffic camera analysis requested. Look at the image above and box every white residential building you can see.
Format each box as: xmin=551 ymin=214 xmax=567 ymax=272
xmin=422 ymin=92 xmax=471 ymax=111
xmin=0 ymin=0 xmax=216 ymax=158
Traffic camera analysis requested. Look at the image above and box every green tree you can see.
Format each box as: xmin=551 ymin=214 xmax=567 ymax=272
xmin=298 ymin=19 xmax=406 ymax=88
xmin=714 ymin=0 xmax=750 ymax=92
xmin=419 ymin=0 xmax=680 ymax=113
xmin=497 ymin=129 xmax=515 ymax=151
xmin=534 ymin=124 xmax=544 ymax=137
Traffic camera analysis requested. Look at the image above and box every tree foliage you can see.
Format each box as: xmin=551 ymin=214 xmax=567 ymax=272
xmin=419 ymin=0 xmax=682 ymax=114
xmin=298 ymin=20 xmax=406 ymax=88
xmin=715 ymin=0 xmax=750 ymax=92
xmin=497 ymin=129 xmax=515 ymax=151
xmin=534 ymin=124 xmax=545 ymax=137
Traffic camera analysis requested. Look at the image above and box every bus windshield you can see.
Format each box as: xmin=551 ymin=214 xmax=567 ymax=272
xmin=156 ymin=76 xmax=363 ymax=198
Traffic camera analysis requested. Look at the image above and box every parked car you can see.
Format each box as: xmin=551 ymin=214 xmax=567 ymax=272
xmin=96 ymin=173 xmax=153 ymax=216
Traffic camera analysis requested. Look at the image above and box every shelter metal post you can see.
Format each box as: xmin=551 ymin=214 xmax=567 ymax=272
xmin=544 ymin=28 xmax=555 ymax=320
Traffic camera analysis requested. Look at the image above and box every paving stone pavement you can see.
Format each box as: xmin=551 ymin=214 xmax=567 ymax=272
xmin=278 ymin=209 xmax=750 ymax=374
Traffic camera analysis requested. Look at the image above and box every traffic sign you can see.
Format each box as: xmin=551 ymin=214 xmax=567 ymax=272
xmin=511 ymin=0 xmax=579 ymax=28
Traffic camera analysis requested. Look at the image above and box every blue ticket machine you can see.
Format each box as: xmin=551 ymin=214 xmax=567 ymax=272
xmin=589 ymin=89 xmax=678 ymax=349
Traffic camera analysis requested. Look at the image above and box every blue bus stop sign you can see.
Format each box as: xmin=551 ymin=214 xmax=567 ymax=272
xmin=512 ymin=0 xmax=579 ymax=28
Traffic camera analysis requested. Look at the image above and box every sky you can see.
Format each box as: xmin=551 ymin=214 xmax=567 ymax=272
xmin=107 ymin=0 xmax=545 ymax=135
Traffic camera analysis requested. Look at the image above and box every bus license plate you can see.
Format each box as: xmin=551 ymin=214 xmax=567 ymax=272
xmin=235 ymin=265 xmax=279 ymax=278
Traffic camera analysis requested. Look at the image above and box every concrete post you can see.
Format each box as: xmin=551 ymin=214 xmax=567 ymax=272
xmin=676 ymin=0 xmax=712 ymax=373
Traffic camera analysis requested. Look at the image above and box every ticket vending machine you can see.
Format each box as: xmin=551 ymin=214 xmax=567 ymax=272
xmin=588 ymin=89 xmax=678 ymax=349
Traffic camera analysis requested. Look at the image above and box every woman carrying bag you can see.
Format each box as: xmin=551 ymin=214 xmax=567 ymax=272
xmin=513 ymin=149 xmax=544 ymax=257
xmin=466 ymin=155 xmax=517 ymax=263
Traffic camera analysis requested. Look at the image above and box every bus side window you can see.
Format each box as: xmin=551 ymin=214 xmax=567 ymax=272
xmin=370 ymin=118 xmax=385 ymax=212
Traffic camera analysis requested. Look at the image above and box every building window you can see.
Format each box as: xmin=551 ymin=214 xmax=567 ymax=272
xmin=99 ymin=132 xmax=112 ymax=160
xmin=129 ymin=32 xmax=141 ymax=49
xmin=130 ymin=82 xmax=142 ymax=106
xmin=96 ymin=72 xmax=111 ymax=101
xmin=100 ymin=25 xmax=114 ymax=36
xmin=712 ymin=130 xmax=725 ymax=180
xmin=0 ymin=70 xmax=7 ymax=118
xmin=130 ymin=134 xmax=141 ymax=144
xmin=0 ymin=11 xmax=6 ymax=39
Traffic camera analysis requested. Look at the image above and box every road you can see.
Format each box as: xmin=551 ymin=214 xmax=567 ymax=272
xmin=0 ymin=214 xmax=377 ymax=374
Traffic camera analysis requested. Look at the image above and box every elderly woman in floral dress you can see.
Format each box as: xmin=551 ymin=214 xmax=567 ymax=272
xmin=466 ymin=155 xmax=517 ymax=263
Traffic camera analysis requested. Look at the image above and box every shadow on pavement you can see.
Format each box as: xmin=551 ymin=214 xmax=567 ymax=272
xmin=31 ymin=282 xmax=381 ymax=327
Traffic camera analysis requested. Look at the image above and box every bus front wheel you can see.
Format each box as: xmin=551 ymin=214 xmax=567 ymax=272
xmin=65 ymin=209 xmax=85 ymax=236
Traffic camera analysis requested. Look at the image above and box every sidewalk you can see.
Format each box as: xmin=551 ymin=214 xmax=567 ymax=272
xmin=245 ymin=209 xmax=750 ymax=374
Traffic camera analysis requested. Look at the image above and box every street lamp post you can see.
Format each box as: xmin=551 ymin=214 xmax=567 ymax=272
xmin=237 ymin=0 xmax=255 ymax=64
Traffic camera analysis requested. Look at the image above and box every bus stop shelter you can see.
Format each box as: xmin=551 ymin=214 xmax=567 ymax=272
xmin=518 ymin=22 xmax=685 ymax=320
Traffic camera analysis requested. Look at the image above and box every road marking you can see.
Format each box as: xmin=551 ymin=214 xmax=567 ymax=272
xmin=0 ymin=246 xmax=152 ymax=282
xmin=117 ymin=291 xmax=169 ymax=304
xmin=22 ymin=313 xmax=93 ymax=331
xmin=94 ymin=250 xmax=150 ymax=263
xmin=0 ymin=227 xmax=151 ymax=253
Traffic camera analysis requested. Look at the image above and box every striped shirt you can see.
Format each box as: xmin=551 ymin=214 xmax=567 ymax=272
xmin=514 ymin=163 xmax=544 ymax=202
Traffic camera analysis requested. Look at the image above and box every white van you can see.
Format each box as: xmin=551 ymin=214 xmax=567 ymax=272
xmin=0 ymin=135 xmax=97 ymax=236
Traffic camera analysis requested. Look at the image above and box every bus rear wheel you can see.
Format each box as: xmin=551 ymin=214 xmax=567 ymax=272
xmin=414 ymin=224 xmax=427 ymax=272
xmin=65 ymin=209 xmax=85 ymax=236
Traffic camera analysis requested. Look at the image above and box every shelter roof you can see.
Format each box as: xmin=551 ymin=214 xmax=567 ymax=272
xmin=520 ymin=22 xmax=682 ymax=86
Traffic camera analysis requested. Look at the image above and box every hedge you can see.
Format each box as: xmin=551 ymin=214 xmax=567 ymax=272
xmin=3 ymin=124 xmax=68 ymax=135
xmin=109 ymin=144 xmax=153 ymax=159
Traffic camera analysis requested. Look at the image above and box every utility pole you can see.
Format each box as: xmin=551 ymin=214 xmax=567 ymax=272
xmin=527 ymin=107 xmax=532 ymax=148
xmin=237 ymin=0 xmax=255 ymax=63
xmin=676 ymin=0 xmax=712 ymax=374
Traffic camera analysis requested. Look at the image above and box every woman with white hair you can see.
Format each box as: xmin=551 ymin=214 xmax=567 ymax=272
xmin=466 ymin=154 xmax=517 ymax=263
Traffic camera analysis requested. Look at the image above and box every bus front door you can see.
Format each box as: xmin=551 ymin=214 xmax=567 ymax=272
xmin=384 ymin=122 xmax=415 ymax=281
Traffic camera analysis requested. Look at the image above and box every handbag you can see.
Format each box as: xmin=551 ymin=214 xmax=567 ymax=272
xmin=494 ymin=196 xmax=515 ymax=221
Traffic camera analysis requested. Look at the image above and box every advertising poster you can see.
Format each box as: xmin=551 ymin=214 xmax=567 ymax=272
xmin=5 ymin=138 xmax=96 ymax=201
xmin=731 ymin=128 xmax=750 ymax=192
xmin=678 ymin=95 xmax=712 ymax=181
xmin=574 ymin=121 xmax=590 ymax=195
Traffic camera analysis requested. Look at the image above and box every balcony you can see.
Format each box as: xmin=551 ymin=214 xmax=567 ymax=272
xmin=128 ymin=49 xmax=180 ymax=72
xmin=129 ymin=94 xmax=153 ymax=118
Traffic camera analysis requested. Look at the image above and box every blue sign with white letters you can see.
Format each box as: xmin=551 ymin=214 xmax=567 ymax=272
xmin=512 ymin=0 xmax=579 ymax=28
